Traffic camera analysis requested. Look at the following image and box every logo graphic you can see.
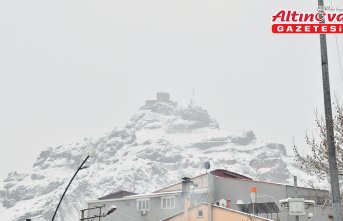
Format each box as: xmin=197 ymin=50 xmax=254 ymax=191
xmin=272 ymin=6 xmax=343 ymax=34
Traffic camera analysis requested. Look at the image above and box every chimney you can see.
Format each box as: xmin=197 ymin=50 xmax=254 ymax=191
xmin=181 ymin=177 xmax=193 ymax=212
xmin=181 ymin=177 xmax=193 ymax=194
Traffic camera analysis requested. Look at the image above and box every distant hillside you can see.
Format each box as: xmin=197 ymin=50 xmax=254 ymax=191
xmin=0 ymin=94 xmax=321 ymax=221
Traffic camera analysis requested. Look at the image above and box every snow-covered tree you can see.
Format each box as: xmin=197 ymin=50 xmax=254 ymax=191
xmin=293 ymin=100 xmax=343 ymax=182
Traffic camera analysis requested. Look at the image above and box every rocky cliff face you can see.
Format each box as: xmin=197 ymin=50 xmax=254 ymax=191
xmin=0 ymin=100 xmax=317 ymax=221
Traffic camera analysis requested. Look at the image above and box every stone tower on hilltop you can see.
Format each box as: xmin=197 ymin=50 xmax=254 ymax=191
xmin=144 ymin=92 xmax=176 ymax=107
xmin=156 ymin=92 xmax=170 ymax=103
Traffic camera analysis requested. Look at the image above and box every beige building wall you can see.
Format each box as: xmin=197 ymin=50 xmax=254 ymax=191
xmin=164 ymin=204 xmax=271 ymax=221
xmin=165 ymin=204 xmax=209 ymax=221
xmin=212 ymin=206 xmax=271 ymax=221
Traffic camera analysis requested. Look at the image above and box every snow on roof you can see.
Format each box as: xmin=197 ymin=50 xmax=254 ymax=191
xmin=156 ymin=169 xmax=255 ymax=193
xmin=89 ymin=169 xmax=327 ymax=205
xmin=98 ymin=190 xmax=137 ymax=200
xmin=211 ymin=169 xmax=253 ymax=180
xmin=87 ymin=190 xmax=182 ymax=204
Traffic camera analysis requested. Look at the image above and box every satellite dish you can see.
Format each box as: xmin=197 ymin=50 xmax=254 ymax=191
xmin=219 ymin=199 xmax=227 ymax=207
xmin=236 ymin=200 xmax=244 ymax=205
xmin=204 ymin=161 xmax=211 ymax=170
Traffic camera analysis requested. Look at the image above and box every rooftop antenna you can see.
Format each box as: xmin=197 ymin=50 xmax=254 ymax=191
xmin=204 ymin=161 xmax=212 ymax=221
xmin=189 ymin=89 xmax=195 ymax=107
xmin=192 ymin=89 xmax=195 ymax=106
xmin=204 ymin=161 xmax=210 ymax=174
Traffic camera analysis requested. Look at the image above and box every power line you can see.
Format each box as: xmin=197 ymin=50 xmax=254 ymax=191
xmin=329 ymin=0 xmax=343 ymax=85
xmin=334 ymin=35 xmax=343 ymax=84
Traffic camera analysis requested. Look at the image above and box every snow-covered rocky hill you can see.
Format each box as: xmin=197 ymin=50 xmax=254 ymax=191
xmin=0 ymin=95 xmax=319 ymax=221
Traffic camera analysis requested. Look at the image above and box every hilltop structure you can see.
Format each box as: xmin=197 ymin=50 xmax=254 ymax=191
xmin=143 ymin=92 xmax=177 ymax=107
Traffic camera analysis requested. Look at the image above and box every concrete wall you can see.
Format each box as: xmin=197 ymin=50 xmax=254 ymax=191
xmin=87 ymin=193 xmax=186 ymax=221
xmin=211 ymin=175 xmax=287 ymax=210
xmin=189 ymin=190 xmax=208 ymax=207
xmin=156 ymin=93 xmax=170 ymax=102
xmin=156 ymin=174 xmax=208 ymax=193
xmin=285 ymin=185 xmax=329 ymax=205
xmin=211 ymin=175 xmax=332 ymax=221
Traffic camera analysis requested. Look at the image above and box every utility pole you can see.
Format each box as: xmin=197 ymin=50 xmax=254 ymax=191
xmin=294 ymin=176 xmax=299 ymax=221
xmin=318 ymin=0 xmax=342 ymax=220
xmin=208 ymin=171 xmax=213 ymax=221
xmin=204 ymin=162 xmax=212 ymax=221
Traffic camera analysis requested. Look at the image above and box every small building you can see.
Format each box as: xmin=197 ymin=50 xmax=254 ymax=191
xmin=85 ymin=169 xmax=333 ymax=221
xmin=162 ymin=203 xmax=273 ymax=221
xmin=143 ymin=92 xmax=176 ymax=108
xmin=156 ymin=92 xmax=170 ymax=103
xmin=145 ymin=100 xmax=157 ymax=106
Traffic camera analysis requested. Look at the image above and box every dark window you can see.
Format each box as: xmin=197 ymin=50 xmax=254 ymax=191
xmin=197 ymin=210 xmax=204 ymax=217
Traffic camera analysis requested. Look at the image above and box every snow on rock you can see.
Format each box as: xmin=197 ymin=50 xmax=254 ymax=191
xmin=0 ymin=99 xmax=320 ymax=221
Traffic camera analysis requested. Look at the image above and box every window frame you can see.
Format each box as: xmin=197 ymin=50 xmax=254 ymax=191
xmin=197 ymin=209 xmax=204 ymax=217
xmin=161 ymin=196 xmax=176 ymax=209
xmin=136 ymin=198 xmax=150 ymax=211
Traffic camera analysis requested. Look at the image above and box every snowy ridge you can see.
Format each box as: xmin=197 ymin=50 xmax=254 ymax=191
xmin=0 ymin=100 xmax=321 ymax=221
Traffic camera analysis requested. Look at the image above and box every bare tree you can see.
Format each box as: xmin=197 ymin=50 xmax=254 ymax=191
xmin=293 ymin=99 xmax=343 ymax=182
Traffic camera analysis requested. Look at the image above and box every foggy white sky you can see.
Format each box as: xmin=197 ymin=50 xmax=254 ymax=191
xmin=0 ymin=0 xmax=343 ymax=182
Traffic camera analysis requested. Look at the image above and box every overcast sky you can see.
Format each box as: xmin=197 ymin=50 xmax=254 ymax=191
xmin=0 ymin=0 xmax=343 ymax=182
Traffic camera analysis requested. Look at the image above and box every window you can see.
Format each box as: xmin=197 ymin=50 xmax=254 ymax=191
xmin=125 ymin=201 xmax=131 ymax=207
xmin=161 ymin=196 xmax=176 ymax=209
xmin=197 ymin=209 xmax=204 ymax=217
xmin=136 ymin=198 xmax=150 ymax=211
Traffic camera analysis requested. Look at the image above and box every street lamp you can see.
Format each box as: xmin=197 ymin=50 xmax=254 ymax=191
xmin=51 ymin=155 xmax=90 ymax=221
xmin=105 ymin=206 xmax=117 ymax=216
xmin=80 ymin=205 xmax=117 ymax=221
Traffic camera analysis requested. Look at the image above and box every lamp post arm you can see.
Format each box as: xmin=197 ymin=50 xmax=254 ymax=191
xmin=51 ymin=155 xmax=90 ymax=221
